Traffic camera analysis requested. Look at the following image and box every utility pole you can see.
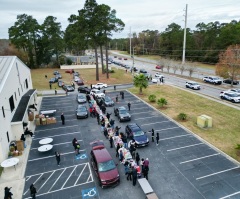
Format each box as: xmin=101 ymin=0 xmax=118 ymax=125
xmin=130 ymin=27 xmax=132 ymax=58
xmin=182 ymin=4 xmax=188 ymax=65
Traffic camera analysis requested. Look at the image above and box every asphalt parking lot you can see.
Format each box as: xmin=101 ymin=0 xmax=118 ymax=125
xmin=23 ymin=89 xmax=240 ymax=199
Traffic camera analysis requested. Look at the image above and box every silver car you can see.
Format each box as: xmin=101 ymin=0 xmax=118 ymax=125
xmin=77 ymin=93 xmax=87 ymax=103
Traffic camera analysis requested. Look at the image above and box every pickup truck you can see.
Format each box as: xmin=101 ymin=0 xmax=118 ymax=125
xmin=203 ymin=76 xmax=222 ymax=85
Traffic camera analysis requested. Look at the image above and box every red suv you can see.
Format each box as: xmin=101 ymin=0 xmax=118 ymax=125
xmin=90 ymin=141 xmax=120 ymax=188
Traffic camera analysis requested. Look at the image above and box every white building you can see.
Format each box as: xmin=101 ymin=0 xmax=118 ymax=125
xmin=0 ymin=56 xmax=36 ymax=162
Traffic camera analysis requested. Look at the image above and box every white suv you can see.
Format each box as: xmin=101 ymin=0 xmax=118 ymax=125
xmin=185 ymin=81 xmax=201 ymax=90
xmin=90 ymin=89 xmax=105 ymax=98
xmin=220 ymin=91 xmax=240 ymax=103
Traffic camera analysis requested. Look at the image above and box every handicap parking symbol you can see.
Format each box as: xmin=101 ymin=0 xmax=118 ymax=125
xmin=75 ymin=153 xmax=87 ymax=160
xmin=82 ymin=187 xmax=97 ymax=199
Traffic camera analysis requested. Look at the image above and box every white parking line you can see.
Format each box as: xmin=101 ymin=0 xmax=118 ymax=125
xmin=219 ymin=191 xmax=240 ymax=199
xmin=160 ymin=134 xmax=190 ymax=141
xmin=33 ymin=132 xmax=81 ymax=140
xmin=180 ymin=153 xmax=220 ymax=164
xmin=28 ymin=150 xmax=85 ymax=162
xmin=35 ymin=125 xmax=78 ymax=132
xmin=141 ymin=121 xmax=170 ymax=126
xmin=134 ymin=116 xmax=160 ymax=120
xmin=167 ymin=143 xmax=204 ymax=152
xmin=49 ymin=169 xmax=66 ymax=192
xmin=156 ymin=126 xmax=180 ymax=132
xmin=131 ymin=111 xmax=153 ymax=115
xmin=130 ymin=107 xmax=149 ymax=110
xmin=196 ymin=166 xmax=239 ymax=180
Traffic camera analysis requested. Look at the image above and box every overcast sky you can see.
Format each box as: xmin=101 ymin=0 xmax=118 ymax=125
xmin=1 ymin=0 xmax=240 ymax=39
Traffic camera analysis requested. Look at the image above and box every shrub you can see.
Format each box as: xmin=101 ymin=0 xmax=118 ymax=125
xmin=178 ymin=113 xmax=187 ymax=120
xmin=148 ymin=94 xmax=156 ymax=102
xmin=104 ymin=69 xmax=115 ymax=73
xmin=157 ymin=98 xmax=167 ymax=107
xmin=66 ymin=58 xmax=73 ymax=65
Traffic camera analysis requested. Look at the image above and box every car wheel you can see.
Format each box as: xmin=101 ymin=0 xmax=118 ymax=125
xmin=220 ymin=96 xmax=224 ymax=99
xmin=231 ymin=100 xmax=235 ymax=103
xmin=186 ymin=85 xmax=188 ymax=88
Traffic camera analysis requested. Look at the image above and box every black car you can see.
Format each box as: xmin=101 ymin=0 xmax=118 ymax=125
xmin=114 ymin=106 xmax=131 ymax=122
xmin=49 ymin=77 xmax=58 ymax=83
xmin=223 ymin=79 xmax=239 ymax=85
xmin=62 ymin=85 xmax=74 ymax=92
xmin=76 ymin=105 xmax=88 ymax=119
xmin=78 ymin=86 xmax=91 ymax=94
xmin=125 ymin=123 xmax=149 ymax=147
xmin=103 ymin=96 xmax=115 ymax=107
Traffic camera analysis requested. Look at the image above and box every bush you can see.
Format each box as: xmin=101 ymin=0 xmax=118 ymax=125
xmin=178 ymin=113 xmax=187 ymax=120
xmin=104 ymin=69 xmax=115 ymax=73
xmin=66 ymin=58 xmax=73 ymax=65
xmin=157 ymin=98 xmax=167 ymax=107
xmin=148 ymin=94 xmax=156 ymax=102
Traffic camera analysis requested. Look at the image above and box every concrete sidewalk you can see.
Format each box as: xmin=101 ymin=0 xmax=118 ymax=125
xmin=0 ymin=97 xmax=43 ymax=199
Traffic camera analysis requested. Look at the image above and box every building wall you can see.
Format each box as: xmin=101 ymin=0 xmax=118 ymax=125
xmin=0 ymin=56 xmax=32 ymax=162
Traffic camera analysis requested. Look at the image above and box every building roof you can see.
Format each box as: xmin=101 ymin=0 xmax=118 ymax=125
xmin=11 ymin=89 xmax=36 ymax=122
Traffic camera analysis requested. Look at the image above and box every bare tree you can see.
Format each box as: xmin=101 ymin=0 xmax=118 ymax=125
xmin=172 ymin=63 xmax=179 ymax=74
xmin=166 ymin=60 xmax=171 ymax=73
xmin=157 ymin=59 xmax=165 ymax=72
xmin=179 ymin=64 xmax=186 ymax=75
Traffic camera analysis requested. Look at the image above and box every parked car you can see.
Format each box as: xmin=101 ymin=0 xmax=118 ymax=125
xmin=92 ymin=83 xmax=107 ymax=89
xmin=118 ymin=57 xmax=122 ymax=60
xmin=78 ymin=86 xmax=91 ymax=94
xmin=74 ymin=76 xmax=81 ymax=82
xmin=65 ymin=69 xmax=74 ymax=73
xmin=154 ymin=72 xmax=164 ymax=78
xmin=220 ymin=91 xmax=240 ymax=103
xmin=151 ymin=78 xmax=158 ymax=83
xmin=76 ymin=79 xmax=84 ymax=86
xmin=90 ymin=89 xmax=105 ymax=98
xmin=223 ymin=79 xmax=239 ymax=85
xmin=203 ymin=76 xmax=222 ymax=85
xmin=58 ymin=80 xmax=64 ymax=87
xmin=76 ymin=105 xmax=88 ymax=119
xmin=53 ymin=70 xmax=59 ymax=75
xmin=102 ymin=96 xmax=115 ymax=107
xmin=185 ymin=81 xmax=201 ymax=90
xmin=155 ymin=65 xmax=162 ymax=69
xmin=90 ymin=140 xmax=120 ymax=188
xmin=76 ymin=93 xmax=87 ymax=103
xmin=139 ymin=69 xmax=147 ymax=74
xmin=114 ymin=106 xmax=131 ymax=122
xmin=132 ymin=67 xmax=138 ymax=72
xmin=125 ymin=123 xmax=149 ymax=147
xmin=55 ymin=74 xmax=62 ymax=79
xmin=62 ymin=85 xmax=74 ymax=92
xmin=49 ymin=77 xmax=58 ymax=83
xmin=73 ymin=72 xmax=80 ymax=77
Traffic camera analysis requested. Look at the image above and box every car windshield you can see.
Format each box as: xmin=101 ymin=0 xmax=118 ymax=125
xmin=105 ymin=96 xmax=111 ymax=102
xmin=119 ymin=109 xmax=127 ymax=114
xmin=191 ymin=83 xmax=199 ymax=85
xmin=78 ymin=95 xmax=85 ymax=99
xmin=77 ymin=107 xmax=86 ymax=111
xmin=133 ymin=130 xmax=145 ymax=137
xmin=212 ymin=77 xmax=220 ymax=80
xmin=98 ymin=160 xmax=116 ymax=172
xmin=229 ymin=93 xmax=239 ymax=97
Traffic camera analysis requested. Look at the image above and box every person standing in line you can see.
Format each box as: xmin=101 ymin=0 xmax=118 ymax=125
xmin=106 ymin=112 xmax=111 ymax=121
xmin=109 ymin=136 xmax=113 ymax=148
xmin=109 ymin=119 xmax=115 ymax=129
xmin=151 ymin=129 xmax=155 ymax=142
xmin=156 ymin=132 xmax=160 ymax=146
xmin=96 ymin=113 xmax=100 ymax=125
xmin=116 ymin=95 xmax=118 ymax=102
xmin=132 ymin=167 xmax=138 ymax=186
xmin=49 ymin=83 xmax=52 ymax=89
xmin=143 ymin=166 xmax=149 ymax=180
xmin=122 ymin=91 xmax=124 ymax=99
xmin=140 ymin=158 xmax=145 ymax=172
xmin=30 ymin=184 xmax=37 ymax=199
xmin=127 ymin=102 xmax=131 ymax=111
xmin=55 ymin=151 xmax=61 ymax=166
xmin=116 ymin=143 xmax=120 ymax=157
xmin=61 ymin=113 xmax=65 ymax=125
xmin=20 ymin=134 xmax=26 ymax=148
xmin=135 ymin=152 xmax=140 ymax=166
xmin=127 ymin=165 xmax=133 ymax=181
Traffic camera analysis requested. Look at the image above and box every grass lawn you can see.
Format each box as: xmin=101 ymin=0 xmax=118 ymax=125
xmin=31 ymin=67 xmax=133 ymax=90
xmin=128 ymin=85 xmax=240 ymax=161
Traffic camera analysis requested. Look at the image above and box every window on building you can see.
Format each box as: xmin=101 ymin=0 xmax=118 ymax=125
xmin=6 ymin=132 xmax=9 ymax=143
xmin=25 ymin=79 xmax=28 ymax=89
xmin=9 ymin=96 xmax=15 ymax=112
xmin=18 ymin=88 xmax=20 ymax=96
xmin=15 ymin=92 xmax=17 ymax=101
xmin=2 ymin=106 xmax=5 ymax=118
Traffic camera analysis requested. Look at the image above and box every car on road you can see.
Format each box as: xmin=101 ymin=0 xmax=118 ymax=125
xmin=76 ymin=79 xmax=84 ymax=86
xmin=154 ymin=72 xmax=164 ymax=78
xmin=76 ymin=93 xmax=87 ymax=103
xmin=223 ymin=79 xmax=239 ymax=85
xmin=125 ymin=123 xmax=149 ymax=147
xmin=62 ymin=85 xmax=74 ymax=92
xmin=139 ymin=69 xmax=148 ymax=74
xmin=185 ymin=81 xmax=201 ymax=90
xmin=78 ymin=86 xmax=91 ymax=94
xmin=90 ymin=89 xmax=105 ymax=98
xmin=92 ymin=83 xmax=107 ymax=89
xmin=73 ymin=72 xmax=80 ymax=77
xmin=228 ymin=88 xmax=240 ymax=93
xmin=114 ymin=106 xmax=131 ymax=122
xmin=151 ymin=78 xmax=158 ymax=83
xmin=203 ymin=76 xmax=222 ymax=85
xmin=58 ymin=80 xmax=64 ymax=87
xmin=219 ymin=91 xmax=240 ymax=103
xmin=155 ymin=65 xmax=162 ymax=69
xmin=102 ymin=96 xmax=115 ymax=107
xmin=90 ymin=140 xmax=120 ymax=188
xmin=74 ymin=76 xmax=81 ymax=82
xmin=49 ymin=77 xmax=58 ymax=83
xmin=76 ymin=105 xmax=88 ymax=119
